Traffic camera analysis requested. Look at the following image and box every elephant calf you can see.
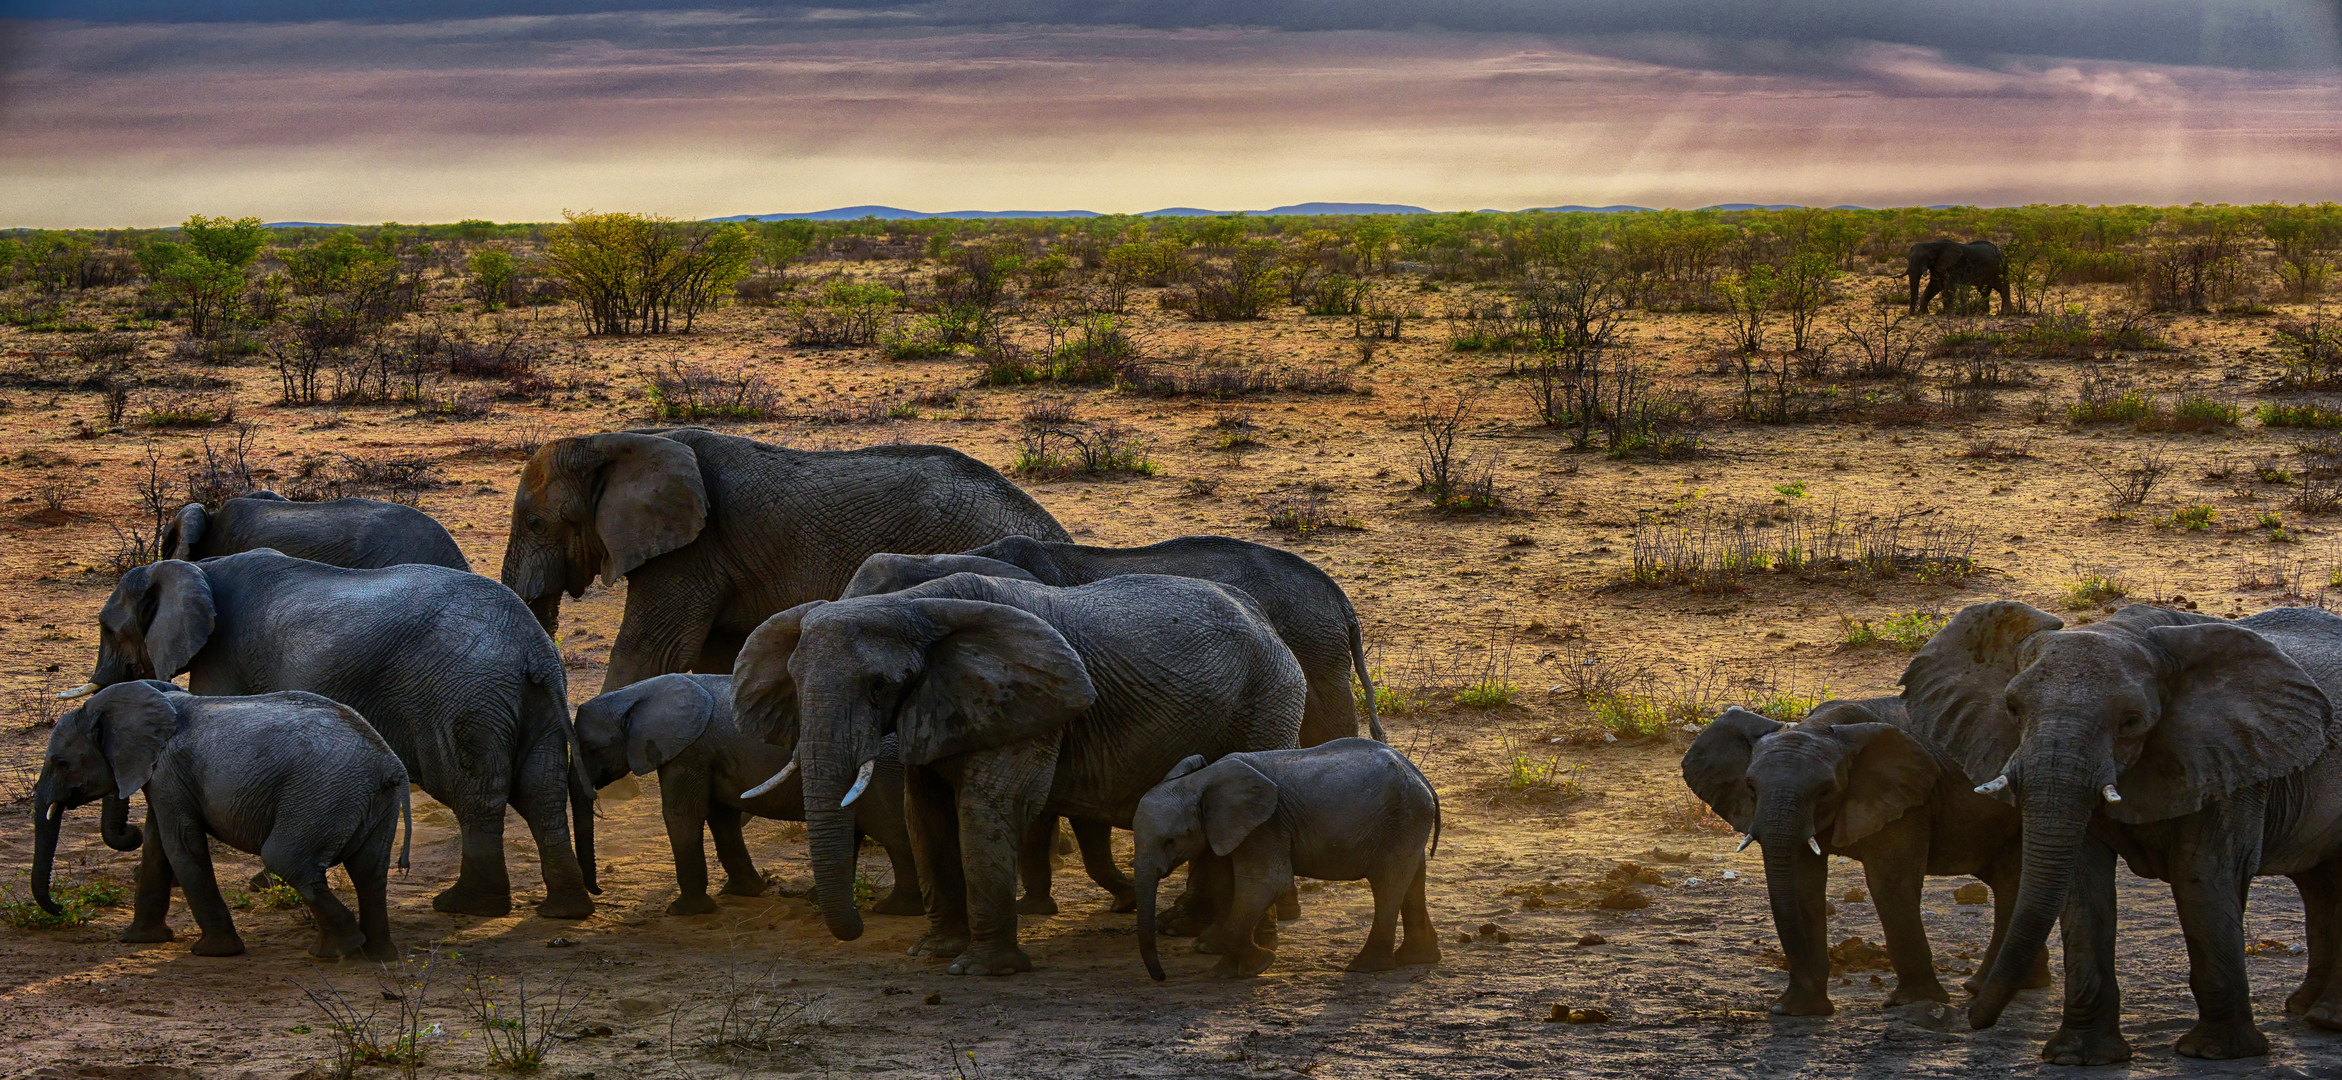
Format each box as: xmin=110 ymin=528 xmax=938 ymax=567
xmin=33 ymin=682 xmax=411 ymax=960
xmin=1681 ymin=698 xmax=2044 ymax=1016
xmin=574 ymin=674 xmax=923 ymax=917
xmin=164 ymin=491 xmax=470 ymax=570
xmin=1132 ymin=738 xmax=1441 ymax=979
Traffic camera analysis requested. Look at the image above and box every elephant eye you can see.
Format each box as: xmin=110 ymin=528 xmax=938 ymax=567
xmin=527 ymin=515 xmax=547 ymax=533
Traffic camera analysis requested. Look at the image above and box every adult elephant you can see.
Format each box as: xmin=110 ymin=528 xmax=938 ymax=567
xmin=1901 ymin=602 xmax=2342 ymax=1064
xmin=500 ymin=428 xmax=1068 ymax=692
xmin=59 ymin=551 xmax=595 ymax=919
xmin=846 ymin=534 xmax=1382 ymax=746
xmin=163 ymin=491 xmax=470 ymax=571
xmin=732 ymin=572 xmax=1306 ymax=976
xmin=1907 ymin=240 xmax=2012 ymax=315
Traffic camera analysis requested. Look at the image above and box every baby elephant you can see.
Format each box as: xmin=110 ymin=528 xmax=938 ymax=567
xmin=31 ymin=681 xmax=411 ymax=960
xmin=1681 ymin=698 xmax=2045 ymax=1016
xmin=573 ymin=674 xmax=923 ymax=917
xmin=1133 ymin=738 xmax=1441 ymax=979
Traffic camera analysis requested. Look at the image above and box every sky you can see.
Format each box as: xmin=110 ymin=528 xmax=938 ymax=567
xmin=1 ymin=1 xmax=2338 ymax=227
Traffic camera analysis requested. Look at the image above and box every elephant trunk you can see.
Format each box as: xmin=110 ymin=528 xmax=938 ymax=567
xmin=1971 ymin=761 xmax=2095 ymax=1029
xmin=32 ymin=789 xmax=64 ymax=916
xmin=1755 ymin=796 xmax=1827 ymax=1008
xmin=1138 ymin=864 xmax=1166 ymax=981
xmin=806 ymin=804 xmax=864 ymax=941
xmin=526 ymin=591 xmax=562 ymax=637
xmin=99 ymin=794 xmax=142 ymax=852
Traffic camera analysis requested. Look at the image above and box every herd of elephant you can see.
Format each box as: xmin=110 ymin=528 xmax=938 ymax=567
xmin=29 ymin=427 xmax=1437 ymax=988
xmin=27 ymin=423 xmax=2342 ymax=1065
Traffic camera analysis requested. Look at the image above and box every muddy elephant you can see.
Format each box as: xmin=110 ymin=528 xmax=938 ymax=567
xmin=163 ymin=491 xmax=469 ymax=570
xmin=1902 ymin=602 xmax=2342 ymax=1064
xmin=573 ymin=673 xmax=923 ymax=917
xmin=499 ymin=428 xmax=1068 ymax=693
xmin=1908 ymin=239 xmax=2011 ymax=314
xmin=1681 ymin=697 xmax=2044 ymax=1017
xmin=34 ymin=681 xmax=410 ymax=960
xmin=731 ymin=572 xmax=1306 ymax=976
xmin=845 ymin=533 xmax=1381 ymax=747
xmin=61 ymin=551 xmax=594 ymax=919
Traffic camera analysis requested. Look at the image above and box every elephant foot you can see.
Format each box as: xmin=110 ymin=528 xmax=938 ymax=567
xmin=1215 ymin=947 xmax=1276 ymax=978
xmin=190 ymin=932 xmax=247 ymax=957
xmin=361 ymin=936 xmax=398 ymax=963
xmin=2042 ymin=1024 xmax=2132 ymax=1066
xmin=1275 ymin=893 xmax=1300 ymax=922
xmin=946 ymin=945 xmax=1033 ymax=976
xmin=432 ymin=885 xmax=513 ymax=918
xmin=911 ymin=929 xmax=971 ymax=958
xmin=2303 ymin=999 xmax=2342 ymax=1031
xmin=1886 ymin=980 xmax=1952 ymax=1008
xmin=1153 ymin=894 xmax=1210 ymax=938
xmin=2173 ymin=1019 xmax=2268 ymax=1061
xmin=535 ymin=892 xmax=595 ymax=919
xmin=1770 ymin=990 xmax=1834 ymax=1017
xmin=1344 ymin=949 xmax=1397 ymax=973
xmin=311 ymin=927 xmax=370 ymax=959
xmin=118 ymin=922 xmax=175 ymax=945
xmin=667 ymin=893 xmax=720 ymax=917
xmin=1016 ymin=893 xmax=1059 ymax=916
xmin=1394 ymin=938 xmax=1442 ymax=966
xmin=872 ymin=890 xmax=925 ymax=917
xmin=1105 ymin=882 xmax=1138 ymax=914
xmin=719 ymin=877 xmax=767 ymax=899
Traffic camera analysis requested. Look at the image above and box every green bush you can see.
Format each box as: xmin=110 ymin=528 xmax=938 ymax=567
xmin=2165 ymin=395 xmax=2239 ymax=431
xmin=2166 ymin=505 xmax=2218 ymax=531
xmin=2 ymin=876 xmax=127 ymax=929
xmin=2067 ymin=390 xmax=2155 ymax=425
xmin=2256 ymin=402 xmax=2342 ymax=429
xmin=1453 ymin=679 xmax=1517 ymax=709
xmin=1839 ymin=610 xmax=1946 ymax=651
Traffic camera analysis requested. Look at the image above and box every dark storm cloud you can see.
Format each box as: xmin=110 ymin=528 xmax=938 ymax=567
xmin=14 ymin=1 xmax=2340 ymax=70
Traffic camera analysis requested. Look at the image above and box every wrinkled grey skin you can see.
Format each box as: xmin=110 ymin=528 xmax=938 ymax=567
xmin=164 ymin=491 xmax=470 ymax=571
xmin=500 ymin=428 xmax=1067 ymax=693
xmin=1131 ymin=739 xmax=1439 ymax=980
xmin=1902 ymin=602 xmax=2342 ymax=1064
xmin=1681 ymin=698 xmax=2045 ymax=1017
xmin=844 ymin=534 xmax=1382 ymax=746
xmin=1907 ymin=239 xmax=2012 ymax=314
xmin=732 ymin=572 xmax=1305 ymax=976
xmin=69 ymin=551 xmax=594 ymax=919
xmin=574 ymin=674 xmax=923 ymax=918
xmin=34 ymin=681 xmax=409 ymax=960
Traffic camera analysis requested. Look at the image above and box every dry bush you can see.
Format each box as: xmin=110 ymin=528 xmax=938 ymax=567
xmin=646 ymin=361 xmax=778 ymax=422
xmin=1261 ymin=484 xmax=1361 ymax=537
xmin=282 ymin=451 xmax=445 ymax=506
xmin=1628 ymin=501 xmax=1978 ymax=592
xmin=2083 ymin=450 xmax=2171 ymax=514
xmin=1407 ymin=392 xmax=1500 ymax=512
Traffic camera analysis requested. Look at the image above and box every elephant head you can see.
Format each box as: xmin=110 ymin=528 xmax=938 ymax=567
xmin=32 ymin=681 xmax=180 ymax=914
xmin=502 ymin=433 xmax=708 ymax=634
xmin=1683 ymin=701 xmax=1942 ymax=1006
xmin=839 ymin=552 xmax=1041 ymax=600
xmin=1129 ymin=754 xmax=1277 ymax=980
xmin=1899 ymin=601 xmax=2334 ymax=1029
xmin=59 ymin=560 xmax=216 ymax=701
xmin=732 ymin=587 xmax=1095 ymax=942
xmin=573 ymin=674 xmax=719 ymax=789
xmin=159 ymin=503 xmax=209 ymax=561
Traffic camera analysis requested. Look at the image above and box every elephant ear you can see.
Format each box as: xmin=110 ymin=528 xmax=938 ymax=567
xmin=91 ymin=681 xmax=179 ymax=800
xmin=1898 ymin=601 xmax=2063 ymax=785
xmin=1159 ymin=754 xmax=1208 ymax=785
xmin=584 ymin=433 xmax=707 ymax=585
xmin=618 ymin=676 xmax=716 ymax=775
xmin=140 ymin=560 xmax=217 ymax=679
xmin=2122 ymin=622 xmax=2333 ymax=824
xmin=733 ymin=601 xmax=823 ymax=747
xmin=1681 ymin=707 xmax=1779 ymax=832
xmin=1197 ymin=757 xmax=1280 ymax=857
xmin=162 ymin=503 xmax=206 ymax=561
xmin=896 ymin=598 xmax=1095 ymax=767
xmin=840 ymin=553 xmax=1041 ymax=600
xmin=1828 ymin=722 xmax=1943 ymax=848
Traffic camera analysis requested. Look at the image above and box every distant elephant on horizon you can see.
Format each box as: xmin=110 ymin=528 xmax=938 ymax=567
xmin=1908 ymin=240 xmax=2011 ymax=315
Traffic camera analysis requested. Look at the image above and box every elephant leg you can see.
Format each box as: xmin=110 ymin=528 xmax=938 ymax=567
xmin=1298 ymin=667 xmax=1358 ymax=748
xmin=1180 ymin=855 xmax=1232 ymax=947
xmin=604 ymin=587 xmax=718 ymax=692
xmin=1073 ymin=819 xmax=1135 ymax=913
xmin=1978 ymin=852 xmax=2051 ymax=993
xmin=2168 ymin=822 xmax=2268 ymax=1060
xmin=943 ymin=751 xmax=1052 ymax=977
xmin=121 ymin=807 xmax=176 ymax=944
xmin=708 ymin=804 xmax=765 ymax=899
xmin=1863 ymin=853 xmax=1949 ymax=1006
xmin=1907 ymin=272 xmax=1923 ymax=314
xmin=1917 ymin=276 xmax=1944 ymax=315
xmin=156 ymin=815 xmax=243 ymax=957
xmin=349 ymin=853 xmax=397 ymax=963
xmin=858 ymin=787 xmax=926 ymax=917
xmin=433 ymin=776 xmax=514 ymax=918
xmin=1348 ymin=864 xmax=1408 ymax=973
xmin=1214 ymin=852 xmax=1284 ymax=978
xmin=515 ymin=739 xmax=593 ymax=919
xmin=1394 ymin=859 xmax=1441 ymax=965
xmin=2293 ymin=862 xmax=2342 ymax=1027
xmin=263 ymin=834 xmax=364 ymax=959
xmin=1016 ymin=814 xmax=1060 ymax=916
xmin=907 ymin=764 xmax=971 ymax=959
xmin=662 ymin=793 xmax=718 ymax=916
xmin=2042 ymin=836 xmax=2130 ymax=1066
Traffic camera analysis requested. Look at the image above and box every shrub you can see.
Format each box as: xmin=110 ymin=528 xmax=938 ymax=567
xmin=2255 ymin=402 xmax=2342 ymax=429
xmin=645 ymin=361 xmax=778 ymax=422
xmin=2163 ymin=395 xmax=2240 ymax=431
xmin=785 ymin=280 xmax=901 ymax=346
xmin=2 ymin=875 xmax=127 ymax=929
xmin=2065 ymin=569 xmax=2130 ymax=610
xmin=1453 ymin=678 xmax=1517 ymax=709
xmin=1013 ymin=412 xmax=1155 ymax=479
xmin=1407 ymin=392 xmax=1500 ymax=512
xmin=1838 ymin=610 xmax=1945 ymax=651
xmin=2165 ymin=505 xmax=2218 ymax=531
xmin=2067 ymin=387 xmax=2155 ymax=426
xmin=2270 ymin=313 xmax=2342 ymax=391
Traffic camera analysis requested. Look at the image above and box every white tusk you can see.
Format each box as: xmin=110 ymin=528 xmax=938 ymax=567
xmin=2102 ymin=784 xmax=2122 ymax=803
xmin=57 ymin=682 xmax=98 ymax=700
xmin=741 ymin=759 xmax=797 ymax=800
xmin=840 ymin=758 xmax=876 ymax=807
xmin=1807 ymin=837 xmax=1822 ymax=855
xmin=1737 ymin=833 xmax=1756 ymax=853
xmin=1974 ymin=774 xmax=2010 ymax=795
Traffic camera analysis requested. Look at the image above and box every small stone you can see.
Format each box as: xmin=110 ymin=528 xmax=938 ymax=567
xmin=924 ymin=992 xmax=942 ymax=1005
xmin=1843 ymin=887 xmax=1867 ymax=904
xmin=546 ymin=936 xmax=578 ymax=948
xmin=1566 ymin=1008 xmax=1610 ymax=1024
xmin=574 ymin=1024 xmax=613 ymax=1039
xmin=1870 ymin=975 xmax=1884 ymax=987
xmin=1457 ymin=932 xmax=1475 ymax=945
xmin=1952 ymin=882 xmax=1989 ymax=906
xmin=1576 ymin=933 xmax=1606 ymax=947
xmin=1596 ymin=888 xmax=1649 ymax=911
xmin=1477 ymin=922 xmax=1501 ymax=939
xmin=1494 ymin=931 xmax=1513 ymax=943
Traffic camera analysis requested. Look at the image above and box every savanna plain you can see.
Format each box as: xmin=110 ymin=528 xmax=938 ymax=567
xmin=1 ymin=208 xmax=2340 ymax=1078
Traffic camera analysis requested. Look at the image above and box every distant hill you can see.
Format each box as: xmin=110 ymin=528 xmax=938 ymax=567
xmin=1256 ymin=202 xmax=1431 ymax=215
xmin=1527 ymin=204 xmax=1658 ymax=214
xmin=711 ymin=206 xmax=1104 ymax=221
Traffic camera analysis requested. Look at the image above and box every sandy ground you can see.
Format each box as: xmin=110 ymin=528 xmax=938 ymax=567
xmin=1 ymin=267 xmax=2339 ymax=1077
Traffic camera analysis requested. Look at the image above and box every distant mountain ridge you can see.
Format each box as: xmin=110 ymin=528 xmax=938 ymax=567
xmin=707 ymin=201 xmax=1912 ymax=221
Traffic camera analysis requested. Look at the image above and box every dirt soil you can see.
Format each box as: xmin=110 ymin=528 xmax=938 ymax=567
xmin=0 ymin=271 xmax=2337 ymax=1078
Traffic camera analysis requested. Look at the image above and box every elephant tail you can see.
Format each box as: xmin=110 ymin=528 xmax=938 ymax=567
xmin=1391 ymin=748 xmax=1439 ymax=859
xmin=397 ymin=779 xmax=412 ymax=872
xmin=1350 ymin=617 xmax=1385 ymax=742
